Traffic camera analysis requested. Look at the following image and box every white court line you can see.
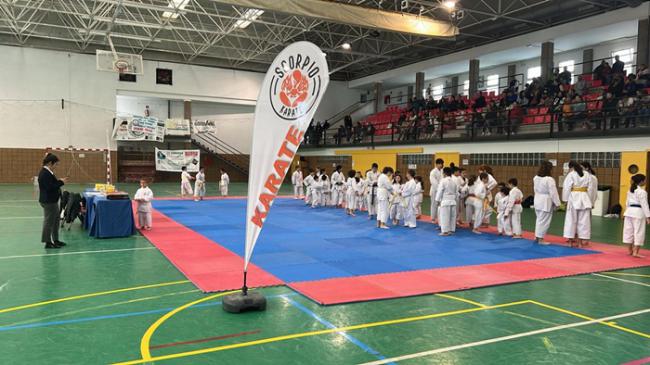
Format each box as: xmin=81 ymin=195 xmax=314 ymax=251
xmin=0 ymin=247 xmax=156 ymax=260
xmin=357 ymin=308 xmax=650 ymax=365
xmin=0 ymin=216 xmax=41 ymax=220
xmin=0 ymin=200 xmax=37 ymax=203
xmin=593 ymin=273 xmax=650 ymax=288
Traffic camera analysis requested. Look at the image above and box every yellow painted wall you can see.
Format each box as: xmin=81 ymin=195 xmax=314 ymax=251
xmin=335 ymin=148 xmax=422 ymax=176
xmin=434 ymin=152 xmax=460 ymax=167
xmin=619 ymin=151 xmax=648 ymax=207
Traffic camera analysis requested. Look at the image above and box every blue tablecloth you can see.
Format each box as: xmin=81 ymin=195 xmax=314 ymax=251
xmin=83 ymin=192 xmax=135 ymax=238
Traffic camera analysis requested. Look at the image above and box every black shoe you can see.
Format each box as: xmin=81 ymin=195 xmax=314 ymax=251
xmin=54 ymin=240 xmax=67 ymax=246
xmin=45 ymin=242 xmax=62 ymax=249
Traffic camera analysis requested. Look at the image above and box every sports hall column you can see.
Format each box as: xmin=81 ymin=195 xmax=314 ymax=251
xmin=582 ymin=49 xmax=593 ymax=77
xmin=415 ymin=72 xmax=425 ymax=99
xmin=468 ymin=59 xmax=479 ymax=96
xmin=637 ymin=18 xmax=650 ymax=67
xmin=373 ymin=82 xmax=383 ymax=113
xmin=540 ymin=41 xmax=554 ymax=82
xmin=184 ymin=100 xmax=191 ymax=149
xmin=450 ymin=76 xmax=459 ymax=96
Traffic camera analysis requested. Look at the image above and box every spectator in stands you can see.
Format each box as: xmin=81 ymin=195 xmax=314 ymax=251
xmin=484 ymin=102 xmax=498 ymax=135
xmin=572 ymin=95 xmax=588 ymax=129
xmin=335 ymin=125 xmax=345 ymax=145
xmin=574 ymin=75 xmax=589 ymax=96
xmin=552 ymin=68 xmax=560 ymax=83
xmin=366 ymin=122 xmax=376 ymax=143
xmin=448 ymin=95 xmax=458 ymax=112
xmin=353 ymin=121 xmax=363 ymax=143
xmin=612 ymin=55 xmax=625 ymax=75
xmin=507 ymin=101 xmax=523 ymax=135
xmin=637 ymin=90 xmax=650 ymax=126
xmin=560 ymin=96 xmax=574 ymax=131
xmin=636 ymin=64 xmax=650 ymax=87
xmin=344 ymin=114 xmax=353 ymax=141
xmin=603 ymin=92 xmax=620 ymax=129
xmin=624 ymin=74 xmax=639 ymax=97
xmin=474 ymin=91 xmax=487 ymax=109
xmin=518 ymin=91 xmax=529 ymax=106
xmin=458 ymin=97 xmax=467 ymax=111
xmin=439 ymin=96 xmax=449 ymax=112
xmin=619 ymin=94 xmax=638 ymax=128
xmin=506 ymin=90 xmax=518 ymax=106
xmin=609 ymin=74 xmax=625 ymax=97
xmin=594 ymin=60 xmax=612 ymax=85
xmin=559 ymin=66 xmax=572 ymax=85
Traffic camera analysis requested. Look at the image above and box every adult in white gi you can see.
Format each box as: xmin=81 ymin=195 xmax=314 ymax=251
xmin=134 ymin=179 xmax=154 ymax=230
xmin=533 ymin=161 xmax=561 ymax=244
xmin=505 ymin=178 xmax=524 ymax=238
xmin=401 ymin=170 xmax=418 ymax=228
xmin=436 ymin=167 xmax=459 ymax=235
xmin=562 ymin=162 xmax=595 ymax=247
xmin=376 ymin=167 xmax=394 ymax=229
xmin=623 ymin=174 xmax=650 ymax=257
xmin=429 ymin=159 xmax=444 ymax=223
xmin=219 ymin=169 xmax=230 ymax=196
xmin=366 ymin=164 xmax=380 ymax=219
xmin=291 ymin=169 xmax=304 ymax=199
xmin=194 ymin=168 xmax=206 ymax=201
xmin=180 ymin=166 xmax=194 ymax=198
xmin=330 ymin=165 xmax=345 ymax=207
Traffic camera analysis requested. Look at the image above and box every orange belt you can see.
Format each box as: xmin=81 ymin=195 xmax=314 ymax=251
xmin=571 ymin=187 xmax=588 ymax=192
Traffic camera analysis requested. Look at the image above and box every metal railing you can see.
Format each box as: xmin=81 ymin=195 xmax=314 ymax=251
xmin=191 ymin=132 xmax=249 ymax=174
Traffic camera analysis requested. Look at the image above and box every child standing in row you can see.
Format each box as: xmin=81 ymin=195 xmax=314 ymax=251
xmin=505 ymin=178 xmax=523 ymax=239
xmin=496 ymin=185 xmax=511 ymax=236
xmin=292 ymin=168 xmax=304 ymax=199
xmin=436 ymin=167 xmax=459 ymax=236
xmin=304 ymin=170 xmax=316 ymax=205
xmin=180 ymin=166 xmax=194 ymax=199
xmin=134 ymin=179 xmax=154 ymax=230
xmin=401 ymin=170 xmax=418 ymax=228
xmin=389 ymin=175 xmax=403 ymax=225
xmin=194 ymin=167 xmax=206 ymax=201
xmin=623 ymin=174 xmax=650 ymax=258
xmin=414 ymin=176 xmax=423 ymax=218
xmin=219 ymin=169 xmax=230 ymax=196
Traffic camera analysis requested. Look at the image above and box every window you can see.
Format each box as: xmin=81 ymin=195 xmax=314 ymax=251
xmin=612 ymin=48 xmax=634 ymax=75
xmin=558 ymin=60 xmax=575 ymax=83
xmin=432 ymin=84 xmax=443 ymax=100
xmin=486 ymin=74 xmax=499 ymax=95
xmin=462 ymin=80 xmax=469 ymax=96
xmin=527 ymin=66 xmax=541 ymax=82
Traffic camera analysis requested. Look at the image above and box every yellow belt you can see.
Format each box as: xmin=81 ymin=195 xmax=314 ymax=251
xmin=571 ymin=187 xmax=588 ymax=192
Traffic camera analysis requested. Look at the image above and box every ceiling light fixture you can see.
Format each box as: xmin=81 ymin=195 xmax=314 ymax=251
xmin=234 ymin=9 xmax=264 ymax=29
xmin=341 ymin=42 xmax=351 ymax=50
xmin=442 ymin=0 xmax=456 ymax=11
xmin=162 ymin=0 xmax=190 ymax=20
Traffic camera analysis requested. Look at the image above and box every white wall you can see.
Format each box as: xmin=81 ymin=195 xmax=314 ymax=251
xmin=0 ymin=44 xmax=361 ymax=151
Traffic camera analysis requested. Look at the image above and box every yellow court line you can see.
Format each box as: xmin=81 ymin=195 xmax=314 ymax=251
xmin=114 ymin=300 xmax=531 ymax=365
xmin=435 ymin=294 xmax=488 ymax=308
xmin=0 ymin=280 xmax=190 ymax=315
xmin=528 ymin=300 xmax=650 ymax=339
xmin=140 ymin=290 xmax=238 ymax=360
xmin=603 ymin=272 xmax=650 ymax=279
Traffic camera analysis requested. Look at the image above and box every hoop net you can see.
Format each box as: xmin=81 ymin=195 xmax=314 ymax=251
xmin=45 ymin=147 xmax=111 ymax=184
xmin=114 ymin=59 xmax=130 ymax=74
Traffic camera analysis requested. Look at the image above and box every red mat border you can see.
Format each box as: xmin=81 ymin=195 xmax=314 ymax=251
xmin=138 ymin=201 xmax=650 ymax=304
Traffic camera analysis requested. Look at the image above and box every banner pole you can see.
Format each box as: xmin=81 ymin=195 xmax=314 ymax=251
xmin=242 ymin=270 xmax=248 ymax=295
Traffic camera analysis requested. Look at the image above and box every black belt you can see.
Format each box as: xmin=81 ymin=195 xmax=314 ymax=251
xmin=629 ymin=204 xmax=642 ymax=208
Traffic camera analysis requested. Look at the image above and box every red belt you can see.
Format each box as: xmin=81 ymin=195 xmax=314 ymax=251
xmin=514 ymin=200 xmax=521 ymax=205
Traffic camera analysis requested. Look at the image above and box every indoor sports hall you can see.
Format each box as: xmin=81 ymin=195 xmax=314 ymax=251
xmin=1 ymin=1 xmax=649 ymax=364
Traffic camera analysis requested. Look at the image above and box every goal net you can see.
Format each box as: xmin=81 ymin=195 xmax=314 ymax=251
xmin=44 ymin=147 xmax=111 ymax=184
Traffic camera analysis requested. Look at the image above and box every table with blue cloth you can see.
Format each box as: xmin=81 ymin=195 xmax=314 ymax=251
xmin=82 ymin=191 xmax=135 ymax=238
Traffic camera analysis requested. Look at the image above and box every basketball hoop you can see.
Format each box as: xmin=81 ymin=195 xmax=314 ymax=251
xmin=114 ymin=59 xmax=130 ymax=74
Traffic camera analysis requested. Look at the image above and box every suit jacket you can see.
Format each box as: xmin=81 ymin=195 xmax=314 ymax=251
xmin=38 ymin=167 xmax=64 ymax=204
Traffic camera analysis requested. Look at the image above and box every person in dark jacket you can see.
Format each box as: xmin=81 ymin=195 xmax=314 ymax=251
xmin=38 ymin=153 xmax=68 ymax=249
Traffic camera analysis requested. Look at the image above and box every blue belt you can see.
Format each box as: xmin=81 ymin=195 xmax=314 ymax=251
xmin=629 ymin=204 xmax=642 ymax=208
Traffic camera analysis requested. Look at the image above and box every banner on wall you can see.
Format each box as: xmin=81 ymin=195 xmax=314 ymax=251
xmin=112 ymin=116 xmax=165 ymax=142
xmin=164 ymin=118 xmax=191 ymax=136
xmin=192 ymin=120 xmax=217 ymax=134
xmin=155 ymin=148 xmax=200 ymax=172
xmin=243 ymin=42 xmax=330 ymax=272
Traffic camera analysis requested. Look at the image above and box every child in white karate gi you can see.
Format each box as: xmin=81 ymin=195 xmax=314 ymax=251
xmin=496 ymin=185 xmax=511 ymax=236
xmin=414 ymin=176 xmax=424 ymax=218
xmin=401 ymin=170 xmax=418 ymax=228
xmin=219 ymin=169 xmax=230 ymax=196
xmin=311 ymin=175 xmax=324 ymax=208
xmin=366 ymin=163 xmax=380 ymax=219
xmin=466 ymin=173 xmax=488 ymax=234
xmin=623 ymin=174 xmax=650 ymax=258
xmin=292 ymin=169 xmax=304 ymax=199
xmin=331 ymin=165 xmax=345 ymax=207
xmin=435 ymin=167 xmax=459 ymax=236
xmin=134 ymin=179 xmax=154 ymax=230
xmin=194 ymin=168 xmax=206 ymax=201
xmin=505 ymin=178 xmax=524 ymax=239
xmin=562 ymin=161 xmax=595 ymax=248
xmin=345 ymin=170 xmax=357 ymax=216
xmin=180 ymin=166 xmax=194 ymax=199
xmin=321 ymin=174 xmax=331 ymax=207
xmin=429 ymin=158 xmax=444 ymax=224
xmin=389 ymin=174 xmax=403 ymax=225
xmin=376 ymin=167 xmax=394 ymax=229
xmin=304 ymin=170 xmax=316 ymax=205
xmin=533 ymin=161 xmax=561 ymax=245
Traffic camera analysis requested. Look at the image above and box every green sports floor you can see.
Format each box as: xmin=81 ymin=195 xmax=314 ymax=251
xmin=0 ymin=183 xmax=648 ymax=364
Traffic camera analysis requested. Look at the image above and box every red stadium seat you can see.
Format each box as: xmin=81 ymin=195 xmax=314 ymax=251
xmin=592 ymin=79 xmax=602 ymax=87
xmin=528 ymin=108 xmax=539 ymax=115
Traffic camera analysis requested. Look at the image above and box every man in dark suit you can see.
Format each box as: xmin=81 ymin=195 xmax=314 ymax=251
xmin=38 ymin=153 xmax=68 ymax=249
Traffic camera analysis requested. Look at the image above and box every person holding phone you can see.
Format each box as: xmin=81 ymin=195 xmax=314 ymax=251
xmin=38 ymin=153 xmax=68 ymax=249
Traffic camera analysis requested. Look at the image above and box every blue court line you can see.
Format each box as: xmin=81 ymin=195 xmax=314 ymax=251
xmin=281 ymin=295 xmax=393 ymax=364
xmin=0 ymin=292 xmax=297 ymax=332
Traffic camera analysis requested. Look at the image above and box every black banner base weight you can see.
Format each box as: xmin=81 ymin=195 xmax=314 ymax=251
xmin=223 ymin=291 xmax=267 ymax=313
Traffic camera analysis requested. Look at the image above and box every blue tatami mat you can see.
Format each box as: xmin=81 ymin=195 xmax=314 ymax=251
xmin=153 ymin=198 xmax=596 ymax=283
